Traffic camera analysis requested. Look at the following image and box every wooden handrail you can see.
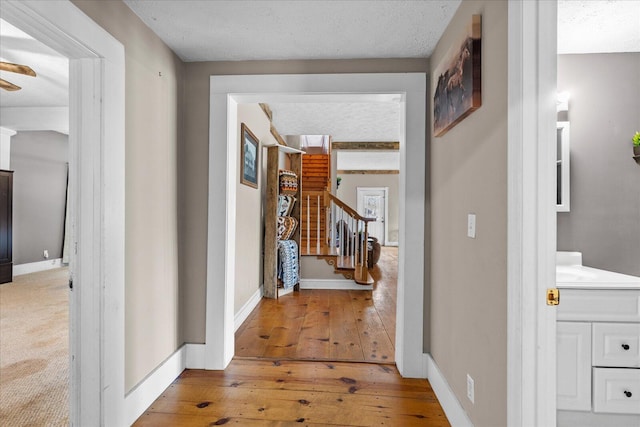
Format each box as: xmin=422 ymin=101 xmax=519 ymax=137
xmin=323 ymin=191 xmax=375 ymax=223
xmin=299 ymin=189 xmax=374 ymax=284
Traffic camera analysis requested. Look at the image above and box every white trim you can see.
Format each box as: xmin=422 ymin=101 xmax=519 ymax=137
xmin=425 ymin=353 xmax=474 ymax=427
xmin=235 ymin=286 xmax=263 ymax=332
xmin=262 ymin=142 xmax=305 ymax=154
xmin=1 ymin=2 xmax=126 ymax=426
xmin=13 ymin=258 xmax=63 ymax=276
xmin=185 ymin=343 xmax=206 ymax=369
xmin=207 ymin=73 xmax=425 ymax=376
xmin=507 ymin=1 xmax=557 ymax=425
xmin=123 ymin=343 xmax=207 ymax=424
xmin=0 ymin=127 xmax=17 ymax=137
xmin=556 ymin=121 xmax=571 ymax=212
xmin=300 ymin=279 xmax=373 ymax=291
xmin=0 ymin=127 xmax=15 ymax=170
xmin=385 ymin=241 xmax=399 ymax=247
xmin=125 ymin=346 xmax=187 ymax=426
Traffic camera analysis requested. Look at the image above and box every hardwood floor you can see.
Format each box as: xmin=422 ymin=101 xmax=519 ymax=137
xmin=133 ymin=359 xmax=450 ymax=426
xmin=235 ymin=247 xmax=398 ymax=363
xmin=134 ymin=248 xmax=450 ymax=425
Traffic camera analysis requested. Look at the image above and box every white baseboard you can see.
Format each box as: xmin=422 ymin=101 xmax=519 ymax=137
xmin=125 ymin=343 xmax=208 ymax=425
xmin=14 ymin=258 xmax=63 ymax=276
xmin=185 ymin=343 xmax=206 ymax=369
xmin=125 ymin=345 xmax=187 ymax=426
xmin=385 ymin=241 xmax=399 ymax=247
xmin=425 ymin=353 xmax=473 ymax=427
xmin=300 ymin=278 xmax=372 ymax=290
xmin=235 ymin=286 xmax=263 ymax=332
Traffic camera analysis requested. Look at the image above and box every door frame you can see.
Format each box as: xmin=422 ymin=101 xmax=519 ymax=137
xmin=206 ymin=73 xmax=427 ymax=377
xmin=1 ymin=1 xmax=126 ymax=425
xmin=356 ymin=186 xmax=389 ymax=246
xmin=507 ymin=1 xmax=557 ymax=425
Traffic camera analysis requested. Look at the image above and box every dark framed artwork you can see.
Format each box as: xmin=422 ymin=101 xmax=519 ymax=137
xmin=433 ymin=14 xmax=482 ymax=137
xmin=240 ymin=123 xmax=259 ymax=188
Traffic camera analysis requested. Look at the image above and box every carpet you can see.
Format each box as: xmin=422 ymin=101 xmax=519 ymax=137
xmin=0 ymin=268 xmax=69 ymax=427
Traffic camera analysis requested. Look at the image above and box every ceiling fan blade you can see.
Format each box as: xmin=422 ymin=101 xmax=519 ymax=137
xmin=0 ymin=61 xmax=36 ymax=77
xmin=0 ymin=78 xmax=21 ymax=91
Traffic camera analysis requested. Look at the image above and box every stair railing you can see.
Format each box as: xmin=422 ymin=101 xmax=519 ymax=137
xmin=323 ymin=190 xmax=375 ymax=272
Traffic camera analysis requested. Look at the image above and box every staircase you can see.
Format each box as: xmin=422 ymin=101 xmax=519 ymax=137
xmin=300 ymin=153 xmax=330 ymax=245
xmin=300 ymin=190 xmax=375 ymax=285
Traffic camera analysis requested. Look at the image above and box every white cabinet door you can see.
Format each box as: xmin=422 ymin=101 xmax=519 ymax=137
xmin=558 ymin=322 xmax=592 ymax=411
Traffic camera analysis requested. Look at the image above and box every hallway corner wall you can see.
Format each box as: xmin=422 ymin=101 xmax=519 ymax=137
xmin=429 ymin=1 xmax=509 ymax=426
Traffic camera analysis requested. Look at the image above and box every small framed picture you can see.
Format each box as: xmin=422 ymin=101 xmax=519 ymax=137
xmin=240 ymin=123 xmax=259 ymax=188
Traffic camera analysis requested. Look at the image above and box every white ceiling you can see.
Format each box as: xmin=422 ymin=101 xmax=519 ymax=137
xmin=558 ymin=0 xmax=640 ymax=54
xmin=0 ymin=19 xmax=68 ymax=108
xmin=123 ymin=0 xmax=462 ymax=61
xmin=270 ymin=102 xmax=400 ymax=142
xmin=1 ymin=1 xmax=637 ymax=139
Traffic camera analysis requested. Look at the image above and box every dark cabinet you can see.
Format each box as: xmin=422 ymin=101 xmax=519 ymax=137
xmin=0 ymin=170 xmax=13 ymax=283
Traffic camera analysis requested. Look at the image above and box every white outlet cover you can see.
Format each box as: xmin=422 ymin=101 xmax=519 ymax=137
xmin=467 ymin=374 xmax=475 ymax=404
xmin=467 ymin=214 xmax=476 ymax=238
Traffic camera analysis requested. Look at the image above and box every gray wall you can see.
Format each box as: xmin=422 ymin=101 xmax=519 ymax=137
xmin=10 ymin=131 xmax=68 ymax=265
xmin=557 ymin=53 xmax=640 ymax=277
xmin=430 ymin=2 xmax=508 ymax=426
xmin=181 ymin=58 xmax=429 ymax=344
xmin=234 ymin=104 xmax=279 ymax=313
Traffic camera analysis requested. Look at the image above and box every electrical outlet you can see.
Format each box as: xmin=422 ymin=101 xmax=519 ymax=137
xmin=467 ymin=213 xmax=476 ymax=238
xmin=467 ymin=374 xmax=475 ymax=404
xmin=43 ymin=249 xmax=49 ymax=259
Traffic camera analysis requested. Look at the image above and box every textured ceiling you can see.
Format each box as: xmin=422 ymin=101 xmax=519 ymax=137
xmin=123 ymin=0 xmax=462 ymax=61
xmin=1 ymin=0 xmax=636 ymax=139
xmin=269 ymin=102 xmax=400 ymax=142
xmin=558 ymin=0 xmax=640 ymax=54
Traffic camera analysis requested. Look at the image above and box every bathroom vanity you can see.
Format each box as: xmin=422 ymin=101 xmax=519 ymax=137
xmin=556 ymin=252 xmax=640 ymax=426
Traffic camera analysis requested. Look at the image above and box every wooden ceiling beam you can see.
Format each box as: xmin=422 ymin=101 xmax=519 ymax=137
xmin=332 ymin=141 xmax=399 ymax=151
xmin=337 ymin=169 xmax=399 ymax=175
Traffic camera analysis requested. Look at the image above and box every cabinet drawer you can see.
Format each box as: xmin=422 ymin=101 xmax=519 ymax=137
xmin=593 ymin=368 xmax=640 ymax=414
xmin=558 ymin=290 xmax=640 ymax=322
xmin=593 ymin=323 xmax=640 ymax=367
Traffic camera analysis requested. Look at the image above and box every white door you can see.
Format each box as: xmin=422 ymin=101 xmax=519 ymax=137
xmin=357 ymin=187 xmax=387 ymax=245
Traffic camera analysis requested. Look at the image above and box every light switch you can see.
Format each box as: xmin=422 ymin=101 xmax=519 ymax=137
xmin=467 ymin=214 xmax=476 ymax=238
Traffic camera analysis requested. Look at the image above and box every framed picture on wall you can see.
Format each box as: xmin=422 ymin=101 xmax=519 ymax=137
xmin=240 ymin=123 xmax=260 ymax=188
xmin=433 ymin=14 xmax=482 ymax=137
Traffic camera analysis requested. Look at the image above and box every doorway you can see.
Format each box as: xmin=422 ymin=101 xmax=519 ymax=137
xmin=1 ymin=1 xmax=126 ymax=425
xmin=357 ymin=187 xmax=388 ymax=245
xmin=206 ymin=73 xmax=427 ymax=377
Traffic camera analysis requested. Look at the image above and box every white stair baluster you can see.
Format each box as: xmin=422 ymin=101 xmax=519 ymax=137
xmin=317 ymin=194 xmax=320 ymax=253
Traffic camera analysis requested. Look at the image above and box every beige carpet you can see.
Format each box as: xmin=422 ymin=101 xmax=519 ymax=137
xmin=0 ymin=268 xmax=69 ymax=427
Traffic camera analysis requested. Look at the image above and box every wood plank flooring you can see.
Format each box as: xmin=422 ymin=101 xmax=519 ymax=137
xmin=235 ymin=247 xmax=398 ymax=363
xmin=134 ymin=248 xmax=450 ymax=426
xmin=133 ymin=359 xmax=450 ymax=426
